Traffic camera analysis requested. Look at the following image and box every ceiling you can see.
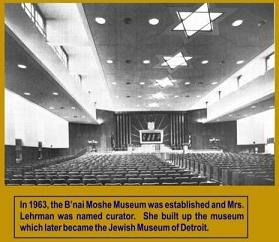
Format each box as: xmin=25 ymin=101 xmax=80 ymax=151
xmin=83 ymin=3 xmax=274 ymax=111
xmin=5 ymin=3 xmax=274 ymax=124
xmin=5 ymin=30 xmax=97 ymax=124
xmin=208 ymin=95 xmax=274 ymax=123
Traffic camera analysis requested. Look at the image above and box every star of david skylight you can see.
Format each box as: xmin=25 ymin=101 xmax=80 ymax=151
xmin=161 ymin=52 xmax=192 ymax=69
xmin=173 ymin=3 xmax=223 ymax=38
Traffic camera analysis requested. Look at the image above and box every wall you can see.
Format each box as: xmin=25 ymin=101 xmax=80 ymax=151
xmin=115 ymin=112 xmax=172 ymax=148
xmin=264 ymin=109 xmax=275 ymax=154
xmin=237 ymin=109 xmax=274 ymax=145
xmin=237 ymin=109 xmax=274 ymax=154
xmin=5 ymin=93 xmax=238 ymax=167
xmin=207 ymin=68 xmax=274 ymax=121
xmin=5 ymin=89 xmax=69 ymax=148
xmin=69 ymin=109 xmax=115 ymax=153
xmin=5 ymin=89 xmax=70 ymax=166
xmin=5 ymin=145 xmax=69 ymax=167
xmin=115 ymin=109 xmax=237 ymax=151
xmin=188 ymin=109 xmax=237 ymax=151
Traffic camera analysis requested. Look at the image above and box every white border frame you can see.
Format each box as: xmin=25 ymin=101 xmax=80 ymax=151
xmin=139 ymin=130 xmax=164 ymax=144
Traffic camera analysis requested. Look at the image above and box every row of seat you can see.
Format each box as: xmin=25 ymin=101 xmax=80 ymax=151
xmin=6 ymin=176 xmax=215 ymax=186
xmin=169 ymin=153 xmax=274 ymax=185
xmin=6 ymin=153 xmax=219 ymax=186
xmin=7 ymin=171 xmax=196 ymax=179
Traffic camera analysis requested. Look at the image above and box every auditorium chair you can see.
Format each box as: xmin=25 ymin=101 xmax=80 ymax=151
xmin=23 ymin=174 xmax=35 ymax=179
xmin=103 ymin=171 xmax=115 ymax=175
xmin=138 ymin=173 xmax=152 ymax=178
xmin=112 ymin=178 xmax=127 ymax=184
xmin=180 ymin=182 xmax=199 ymax=185
xmin=140 ymin=170 xmax=152 ymax=173
xmin=84 ymin=180 xmax=102 ymax=186
xmin=35 ymin=174 xmax=46 ymax=179
xmin=143 ymin=177 xmax=159 ymax=183
xmin=69 ymin=174 xmax=83 ymax=180
xmin=143 ymin=183 xmax=160 ymax=185
xmin=12 ymin=174 xmax=23 ymax=179
xmin=68 ymin=178 xmax=83 ymax=185
xmin=52 ymin=178 xmax=68 ymax=185
xmin=96 ymin=174 xmax=110 ymax=178
xmin=200 ymin=181 xmax=220 ymax=186
xmin=83 ymin=175 xmax=96 ymax=179
xmin=161 ymin=182 xmax=179 ymax=185
xmin=58 ymin=174 xmax=70 ymax=180
xmin=125 ymin=173 xmax=138 ymax=178
xmin=190 ymin=176 xmax=207 ymax=184
xmin=105 ymin=183 xmax=122 ymax=185
xmin=37 ymin=179 xmax=52 ymax=185
xmin=123 ymin=183 xmax=141 ymax=185
xmin=159 ymin=177 xmax=175 ymax=184
xmin=80 ymin=171 xmax=92 ymax=175
xmin=174 ymin=177 xmax=192 ymax=184
xmin=97 ymin=177 xmax=112 ymax=184
xmin=22 ymin=179 xmax=37 ymax=185
xmin=6 ymin=178 xmax=23 ymax=185
xmin=128 ymin=178 xmax=143 ymax=184
xmin=46 ymin=174 xmax=59 ymax=180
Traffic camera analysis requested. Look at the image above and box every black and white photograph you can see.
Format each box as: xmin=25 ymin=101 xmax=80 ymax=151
xmin=5 ymin=3 xmax=274 ymax=186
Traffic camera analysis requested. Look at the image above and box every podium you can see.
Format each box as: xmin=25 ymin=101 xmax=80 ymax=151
xmin=182 ymin=143 xmax=190 ymax=153
xmin=183 ymin=144 xmax=189 ymax=153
